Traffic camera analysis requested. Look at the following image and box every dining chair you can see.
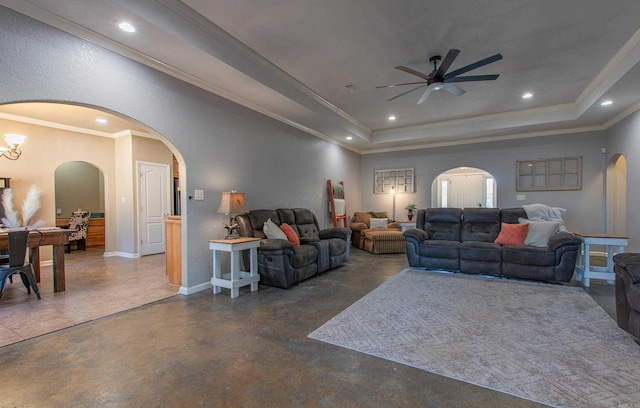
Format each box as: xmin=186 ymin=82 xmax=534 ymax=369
xmin=65 ymin=210 xmax=91 ymax=253
xmin=0 ymin=229 xmax=42 ymax=300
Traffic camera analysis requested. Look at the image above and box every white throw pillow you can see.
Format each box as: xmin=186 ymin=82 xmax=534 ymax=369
xmin=263 ymin=218 xmax=287 ymax=240
xmin=518 ymin=218 xmax=561 ymax=247
xmin=370 ymin=218 xmax=388 ymax=229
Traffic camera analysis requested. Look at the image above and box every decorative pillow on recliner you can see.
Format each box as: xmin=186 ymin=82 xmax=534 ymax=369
xmin=370 ymin=218 xmax=388 ymax=229
xmin=518 ymin=218 xmax=561 ymax=247
xmin=494 ymin=222 xmax=528 ymax=245
xmin=263 ymin=218 xmax=287 ymax=240
xmin=279 ymin=223 xmax=300 ymax=247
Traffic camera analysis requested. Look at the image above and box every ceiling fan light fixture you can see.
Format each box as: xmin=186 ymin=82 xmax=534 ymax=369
xmin=379 ymin=49 xmax=502 ymax=104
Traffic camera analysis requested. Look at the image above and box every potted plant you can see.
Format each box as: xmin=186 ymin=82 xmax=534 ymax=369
xmin=404 ymin=203 xmax=417 ymax=221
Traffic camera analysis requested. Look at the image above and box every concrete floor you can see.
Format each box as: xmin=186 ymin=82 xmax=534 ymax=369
xmin=0 ymin=248 xmax=616 ymax=407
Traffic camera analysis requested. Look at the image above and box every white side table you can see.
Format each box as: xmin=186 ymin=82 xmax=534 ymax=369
xmin=209 ymin=237 xmax=261 ymax=298
xmin=397 ymin=220 xmax=416 ymax=232
xmin=574 ymin=232 xmax=628 ymax=287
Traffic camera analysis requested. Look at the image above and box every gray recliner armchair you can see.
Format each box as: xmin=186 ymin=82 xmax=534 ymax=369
xmin=236 ymin=208 xmax=351 ymax=288
xmin=613 ymin=253 xmax=640 ymax=341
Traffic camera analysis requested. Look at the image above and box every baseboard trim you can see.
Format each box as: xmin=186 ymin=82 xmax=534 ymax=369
xmin=179 ymin=282 xmax=212 ymax=295
xmin=103 ymin=251 xmax=139 ymax=258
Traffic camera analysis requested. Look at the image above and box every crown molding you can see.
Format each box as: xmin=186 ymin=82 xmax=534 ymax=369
xmin=0 ymin=111 xmax=117 ymax=138
xmin=575 ymin=27 xmax=640 ymax=112
xmin=372 ymin=103 xmax=577 ymax=143
xmin=361 ymin=126 xmax=604 ymax=155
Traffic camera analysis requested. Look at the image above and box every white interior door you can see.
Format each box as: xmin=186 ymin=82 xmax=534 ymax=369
xmin=448 ymin=174 xmax=485 ymax=208
xmin=138 ymin=162 xmax=171 ymax=256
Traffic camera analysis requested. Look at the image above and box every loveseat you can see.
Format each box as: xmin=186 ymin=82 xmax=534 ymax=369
xmin=349 ymin=212 xmax=405 ymax=254
xmin=236 ymin=208 xmax=351 ymax=288
xmin=613 ymin=253 xmax=640 ymax=340
xmin=403 ymin=207 xmax=582 ymax=282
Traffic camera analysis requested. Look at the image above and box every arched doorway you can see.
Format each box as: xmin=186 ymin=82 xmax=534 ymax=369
xmin=0 ymin=101 xmax=185 ymax=259
xmin=431 ymin=167 xmax=497 ymax=208
xmin=55 ymin=161 xmax=106 ymax=250
xmin=606 ymin=154 xmax=627 ymax=235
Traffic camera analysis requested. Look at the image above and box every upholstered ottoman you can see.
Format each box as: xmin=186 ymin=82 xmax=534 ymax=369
xmin=363 ymin=229 xmax=406 ymax=254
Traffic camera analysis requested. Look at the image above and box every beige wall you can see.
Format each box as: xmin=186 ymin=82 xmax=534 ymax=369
xmin=0 ymin=117 xmax=174 ymax=260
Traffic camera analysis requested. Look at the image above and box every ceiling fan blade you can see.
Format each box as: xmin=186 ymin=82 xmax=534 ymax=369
xmin=395 ymin=66 xmax=431 ymax=81
xmin=417 ymin=84 xmax=437 ymax=104
xmin=435 ymin=49 xmax=460 ymax=78
xmin=376 ymin=81 xmax=428 ymax=89
xmin=442 ymin=83 xmax=465 ymax=96
xmin=387 ymin=84 xmax=426 ymax=101
xmin=445 ymin=74 xmax=499 ymax=83
xmin=444 ymin=53 xmax=503 ymax=80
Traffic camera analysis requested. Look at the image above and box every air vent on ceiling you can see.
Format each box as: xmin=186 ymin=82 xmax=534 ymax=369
xmin=344 ymin=83 xmax=359 ymax=92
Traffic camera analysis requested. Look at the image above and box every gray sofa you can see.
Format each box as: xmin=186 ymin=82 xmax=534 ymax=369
xmin=404 ymin=207 xmax=582 ymax=283
xmin=236 ymin=208 xmax=351 ymax=288
xmin=613 ymin=253 xmax=640 ymax=340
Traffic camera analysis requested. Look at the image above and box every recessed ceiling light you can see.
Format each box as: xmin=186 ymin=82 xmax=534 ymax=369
xmin=346 ymin=136 xmax=353 ymax=140
xmin=600 ymin=100 xmax=613 ymax=106
xmin=118 ymin=22 xmax=136 ymax=33
xmin=96 ymin=118 xmax=107 ymax=124
xmin=522 ymin=92 xmax=533 ymax=99
xmin=388 ymin=115 xmax=396 ymax=121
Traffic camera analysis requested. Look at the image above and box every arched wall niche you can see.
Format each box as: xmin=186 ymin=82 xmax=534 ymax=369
xmin=431 ymin=167 xmax=497 ymax=208
xmin=55 ymin=161 xmax=105 ymax=218
xmin=606 ymin=154 xmax=627 ymax=235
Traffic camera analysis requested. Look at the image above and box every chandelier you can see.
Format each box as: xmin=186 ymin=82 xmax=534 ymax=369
xmin=0 ymin=134 xmax=26 ymax=160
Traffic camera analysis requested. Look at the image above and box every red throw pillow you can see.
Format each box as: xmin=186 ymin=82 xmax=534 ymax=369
xmin=494 ymin=222 xmax=529 ymax=245
xmin=279 ymin=223 xmax=300 ymax=247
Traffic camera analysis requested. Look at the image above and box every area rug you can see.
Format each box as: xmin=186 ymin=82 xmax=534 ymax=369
xmin=308 ymin=269 xmax=640 ymax=407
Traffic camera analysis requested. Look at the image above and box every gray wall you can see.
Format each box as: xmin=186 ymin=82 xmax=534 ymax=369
xmin=606 ymin=110 xmax=640 ymax=251
xmin=0 ymin=7 xmax=361 ymax=293
xmin=361 ymin=131 xmax=607 ymax=233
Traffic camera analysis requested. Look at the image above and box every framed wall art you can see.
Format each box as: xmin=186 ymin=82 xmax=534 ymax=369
xmin=374 ymin=168 xmax=415 ymax=194
xmin=516 ymin=156 xmax=582 ymax=191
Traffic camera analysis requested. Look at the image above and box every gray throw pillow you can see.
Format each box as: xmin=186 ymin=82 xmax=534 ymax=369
xmin=263 ymin=218 xmax=287 ymax=240
xmin=518 ymin=218 xmax=561 ymax=247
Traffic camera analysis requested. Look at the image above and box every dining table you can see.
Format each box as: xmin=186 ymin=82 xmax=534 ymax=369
xmin=0 ymin=227 xmax=73 ymax=292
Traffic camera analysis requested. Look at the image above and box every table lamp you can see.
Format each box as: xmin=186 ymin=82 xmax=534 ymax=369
xmin=217 ymin=190 xmax=248 ymax=239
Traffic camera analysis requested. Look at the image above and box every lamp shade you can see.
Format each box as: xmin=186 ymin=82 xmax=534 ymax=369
xmin=4 ymin=134 xmax=25 ymax=147
xmin=217 ymin=191 xmax=248 ymax=215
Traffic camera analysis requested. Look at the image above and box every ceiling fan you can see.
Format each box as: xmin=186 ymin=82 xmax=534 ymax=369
xmin=377 ymin=49 xmax=503 ymax=104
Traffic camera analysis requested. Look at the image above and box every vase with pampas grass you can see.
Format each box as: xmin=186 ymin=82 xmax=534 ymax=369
xmin=1 ymin=185 xmax=45 ymax=229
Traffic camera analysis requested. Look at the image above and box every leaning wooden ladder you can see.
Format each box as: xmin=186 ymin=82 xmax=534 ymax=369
xmin=327 ymin=180 xmax=347 ymax=227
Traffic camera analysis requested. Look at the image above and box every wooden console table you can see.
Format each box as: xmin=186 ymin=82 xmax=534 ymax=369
xmin=209 ymin=237 xmax=261 ymax=298
xmin=0 ymin=228 xmax=73 ymax=292
xmin=574 ymin=232 xmax=628 ymax=287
